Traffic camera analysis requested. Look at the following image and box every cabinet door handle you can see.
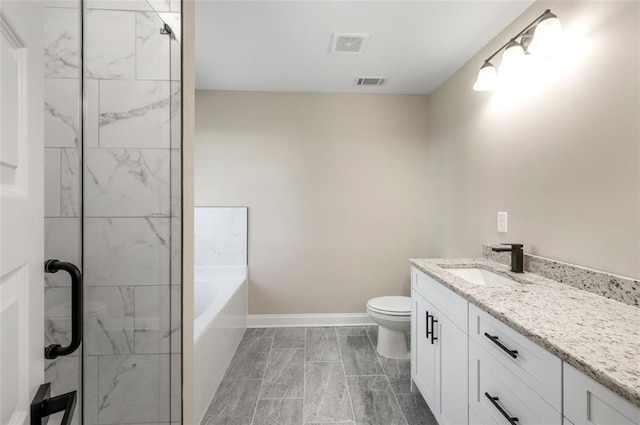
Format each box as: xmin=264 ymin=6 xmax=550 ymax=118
xmin=484 ymin=392 xmax=518 ymax=425
xmin=430 ymin=317 xmax=438 ymax=344
xmin=484 ymin=332 xmax=518 ymax=359
xmin=425 ymin=311 xmax=431 ymax=339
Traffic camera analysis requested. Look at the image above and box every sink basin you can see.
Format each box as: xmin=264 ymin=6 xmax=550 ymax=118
xmin=446 ymin=268 xmax=518 ymax=286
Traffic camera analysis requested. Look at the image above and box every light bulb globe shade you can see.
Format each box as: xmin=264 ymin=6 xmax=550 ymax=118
xmin=529 ymin=13 xmax=562 ymax=55
xmin=499 ymin=41 xmax=525 ymax=77
xmin=473 ymin=63 xmax=498 ymax=91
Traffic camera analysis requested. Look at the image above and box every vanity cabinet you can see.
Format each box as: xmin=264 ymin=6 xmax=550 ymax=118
xmin=411 ymin=267 xmax=468 ymax=425
xmin=564 ymin=363 xmax=640 ymax=425
xmin=411 ymin=266 xmax=640 ymax=425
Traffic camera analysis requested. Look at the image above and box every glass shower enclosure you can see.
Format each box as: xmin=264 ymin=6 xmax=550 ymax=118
xmin=43 ymin=0 xmax=182 ymax=423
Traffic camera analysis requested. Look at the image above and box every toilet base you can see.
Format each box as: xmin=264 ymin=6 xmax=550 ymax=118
xmin=376 ymin=325 xmax=409 ymax=359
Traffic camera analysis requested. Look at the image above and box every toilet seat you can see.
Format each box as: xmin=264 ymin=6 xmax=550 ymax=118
xmin=367 ymin=296 xmax=411 ymax=316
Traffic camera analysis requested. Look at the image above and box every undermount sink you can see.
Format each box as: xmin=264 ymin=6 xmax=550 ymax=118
xmin=446 ymin=267 xmax=519 ymax=286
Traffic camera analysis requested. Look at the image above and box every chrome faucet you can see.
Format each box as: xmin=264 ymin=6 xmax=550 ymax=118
xmin=491 ymin=243 xmax=524 ymax=273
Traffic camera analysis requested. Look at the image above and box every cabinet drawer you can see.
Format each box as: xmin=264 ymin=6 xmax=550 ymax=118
xmin=564 ymin=363 xmax=640 ymax=425
xmin=469 ymin=339 xmax=561 ymax=425
xmin=468 ymin=303 xmax=561 ymax=411
xmin=412 ymin=266 xmax=468 ymax=332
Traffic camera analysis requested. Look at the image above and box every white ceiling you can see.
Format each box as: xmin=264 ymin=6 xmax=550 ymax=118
xmin=195 ymin=1 xmax=535 ymax=94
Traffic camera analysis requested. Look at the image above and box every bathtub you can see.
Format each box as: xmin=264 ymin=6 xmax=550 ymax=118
xmin=193 ymin=266 xmax=248 ymax=424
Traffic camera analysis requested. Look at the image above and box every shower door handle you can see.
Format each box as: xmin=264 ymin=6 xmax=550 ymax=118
xmin=44 ymin=259 xmax=83 ymax=359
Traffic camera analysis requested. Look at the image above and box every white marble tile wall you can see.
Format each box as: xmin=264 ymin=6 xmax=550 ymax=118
xmin=43 ymin=2 xmax=181 ymax=424
xmin=195 ymin=207 xmax=248 ymax=266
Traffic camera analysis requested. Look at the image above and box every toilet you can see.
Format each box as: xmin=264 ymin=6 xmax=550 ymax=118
xmin=366 ymin=296 xmax=411 ymax=359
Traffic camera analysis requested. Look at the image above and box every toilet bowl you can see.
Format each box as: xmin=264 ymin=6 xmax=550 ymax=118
xmin=366 ymin=296 xmax=411 ymax=359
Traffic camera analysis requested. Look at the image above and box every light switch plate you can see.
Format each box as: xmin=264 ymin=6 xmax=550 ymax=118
xmin=497 ymin=212 xmax=508 ymax=233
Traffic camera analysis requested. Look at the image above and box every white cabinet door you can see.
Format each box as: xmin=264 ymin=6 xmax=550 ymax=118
xmin=564 ymin=363 xmax=640 ymax=425
xmin=412 ymin=289 xmax=437 ymax=407
xmin=436 ymin=311 xmax=468 ymax=425
xmin=0 ymin=1 xmax=45 ymax=423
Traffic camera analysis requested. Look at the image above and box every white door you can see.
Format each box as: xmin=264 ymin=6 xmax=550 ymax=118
xmin=0 ymin=1 xmax=45 ymax=423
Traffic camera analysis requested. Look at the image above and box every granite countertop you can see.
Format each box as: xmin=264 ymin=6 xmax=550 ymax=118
xmin=410 ymin=258 xmax=640 ymax=408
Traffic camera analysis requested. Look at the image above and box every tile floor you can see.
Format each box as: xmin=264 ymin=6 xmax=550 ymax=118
xmin=201 ymin=326 xmax=438 ymax=425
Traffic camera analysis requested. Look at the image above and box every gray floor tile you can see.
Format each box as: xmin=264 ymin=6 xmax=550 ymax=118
xmin=260 ymin=348 xmax=305 ymax=399
xmin=273 ymin=327 xmax=306 ymax=348
xmin=253 ymin=399 xmax=303 ymax=425
xmin=304 ymin=362 xmax=354 ymax=423
xmin=337 ymin=335 xmax=384 ymax=376
xmin=396 ymin=394 xmax=438 ymax=425
xmin=336 ymin=327 xmax=368 ymax=336
xmin=244 ymin=328 xmax=275 ymax=339
xmin=223 ymin=336 xmax=272 ymax=380
xmin=305 ymin=423 xmax=355 ymax=425
xmin=389 ymin=378 xmax=413 ymax=395
xmin=365 ymin=326 xmax=378 ymax=348
xmin=205 ymin=379 xmax=261 ymax=420
xmin=347 ymin=376 xmax=407 ymax=425
xmin=202 ymin=416 xmax=253 ymax=425
xmin=305 ymin=328 xmax=341 ymax=361
xmin=379 ymin=357 xmax=410 ymax=380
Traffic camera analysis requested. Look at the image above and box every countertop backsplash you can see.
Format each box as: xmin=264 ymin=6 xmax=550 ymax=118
xmin=482 ymin=244 xmax=639 ymax=308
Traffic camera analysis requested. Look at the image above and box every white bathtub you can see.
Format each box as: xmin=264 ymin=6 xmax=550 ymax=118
xmin=193 ymin=266 xmax=248 ymax=424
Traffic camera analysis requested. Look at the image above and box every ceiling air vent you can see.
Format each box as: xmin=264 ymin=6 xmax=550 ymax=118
xmin=355 ymin=77 xmax=389 ymax=87
xmin=331 ymin=33 xmax=370 ymax=55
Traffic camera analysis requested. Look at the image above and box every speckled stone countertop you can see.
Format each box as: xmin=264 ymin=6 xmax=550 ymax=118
xmin=410 ymin=258 xmax=640 ymax=408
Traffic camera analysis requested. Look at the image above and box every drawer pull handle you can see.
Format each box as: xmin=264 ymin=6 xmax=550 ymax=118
xmin=485 ymin=392 xmax=519 ymax=425
xmin=430 ymin=317 xmax=438 ymax=344
xmin=484 ymin=332 xmax=518 ymax=359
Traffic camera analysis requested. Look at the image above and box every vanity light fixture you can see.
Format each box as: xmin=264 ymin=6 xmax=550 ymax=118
xmin=473 ymin=9 xmax=562 ymax=91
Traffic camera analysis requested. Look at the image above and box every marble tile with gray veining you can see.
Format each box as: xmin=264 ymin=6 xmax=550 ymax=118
xmin=99 ymin=80 xmax=171 ymax=149
xmin=347 ymin=376 xmax=407 ymax=425
xmin=85 ymin=148 xmax=170 ymax=217
xmin=61 ymin=148 xmax=80 ymax=217
xmin=365 ymin=325 xmax=378 ymax=348
xmin=44 ymin=7 xmax=80 ymax=78
xmin=482 ymin=244 xmax=639 ymax=307
xmin=337 ymin=335 xmax=384 ymax=376
xmin=85 ymin=10 xmax=135 ymax=79
xmin=134 ymin=286 xmax=172 ymax=354
xmin=253 ymin=399 xmax=303 ymax=425
xmin=44 ymin=218 xmax=80 ymax=287
xmin=136 ymin=11 xmax=170 ymax=80
xmin=97 ymin=354 xmax=171 ymax=424
xmin=260 ymin=348 xmax=304 ymax=399
xmin=204 ymin=379 xmax=261 ymax=423
xmin=410 ymin=257 xmax=640 ymax=407
xmin=304 ymin=362 xmax=354 ymax=423
xmin=272 ymin=327 xmax=305 ymax=349
xmin=305 ymin=327 xmax=341 ymax=362
xmin=45 ymin=79 xmax=79 ymax=148
xmin=84 ymin=286 xmax=134 ymax=355
xmin=223 ymin=336 xmax=272 ymax=380
xmin=44 ymin=149 xmax=61 ymax=217
xmin=396 ymin=394 xmax=437 ymax=425
xmin=84 ymin=217 xmax=170 ymax=285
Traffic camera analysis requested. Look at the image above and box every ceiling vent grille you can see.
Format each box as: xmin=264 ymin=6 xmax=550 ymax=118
xmin=355 ymin=77 xmax=389 ymax=86
xmin=331 ymin=33 xmax=370 ymax=55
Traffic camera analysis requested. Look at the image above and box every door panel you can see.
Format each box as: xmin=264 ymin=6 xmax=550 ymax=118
xmin=0 ymin=2 xmax=45 ymax=423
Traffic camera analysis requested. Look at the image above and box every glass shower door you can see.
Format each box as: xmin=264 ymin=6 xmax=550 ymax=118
xmin=82 ymin=1 xmax=182 ymax=424
xmin=43 ymin=1 xmax=83 ymax=423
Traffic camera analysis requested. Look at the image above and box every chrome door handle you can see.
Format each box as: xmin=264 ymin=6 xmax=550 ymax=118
xmin=44 ymin=260 xmax=83 ymax=359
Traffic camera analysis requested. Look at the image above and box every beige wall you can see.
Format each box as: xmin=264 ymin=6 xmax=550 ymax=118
xmin=426 ymin=1 xmax=640 ymax=278
xmin=195 ymin=91 xmax=430 ymax=314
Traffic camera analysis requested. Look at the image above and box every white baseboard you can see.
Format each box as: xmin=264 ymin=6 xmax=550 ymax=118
xmin=247 ymin=313 xmax=374 ymax=328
